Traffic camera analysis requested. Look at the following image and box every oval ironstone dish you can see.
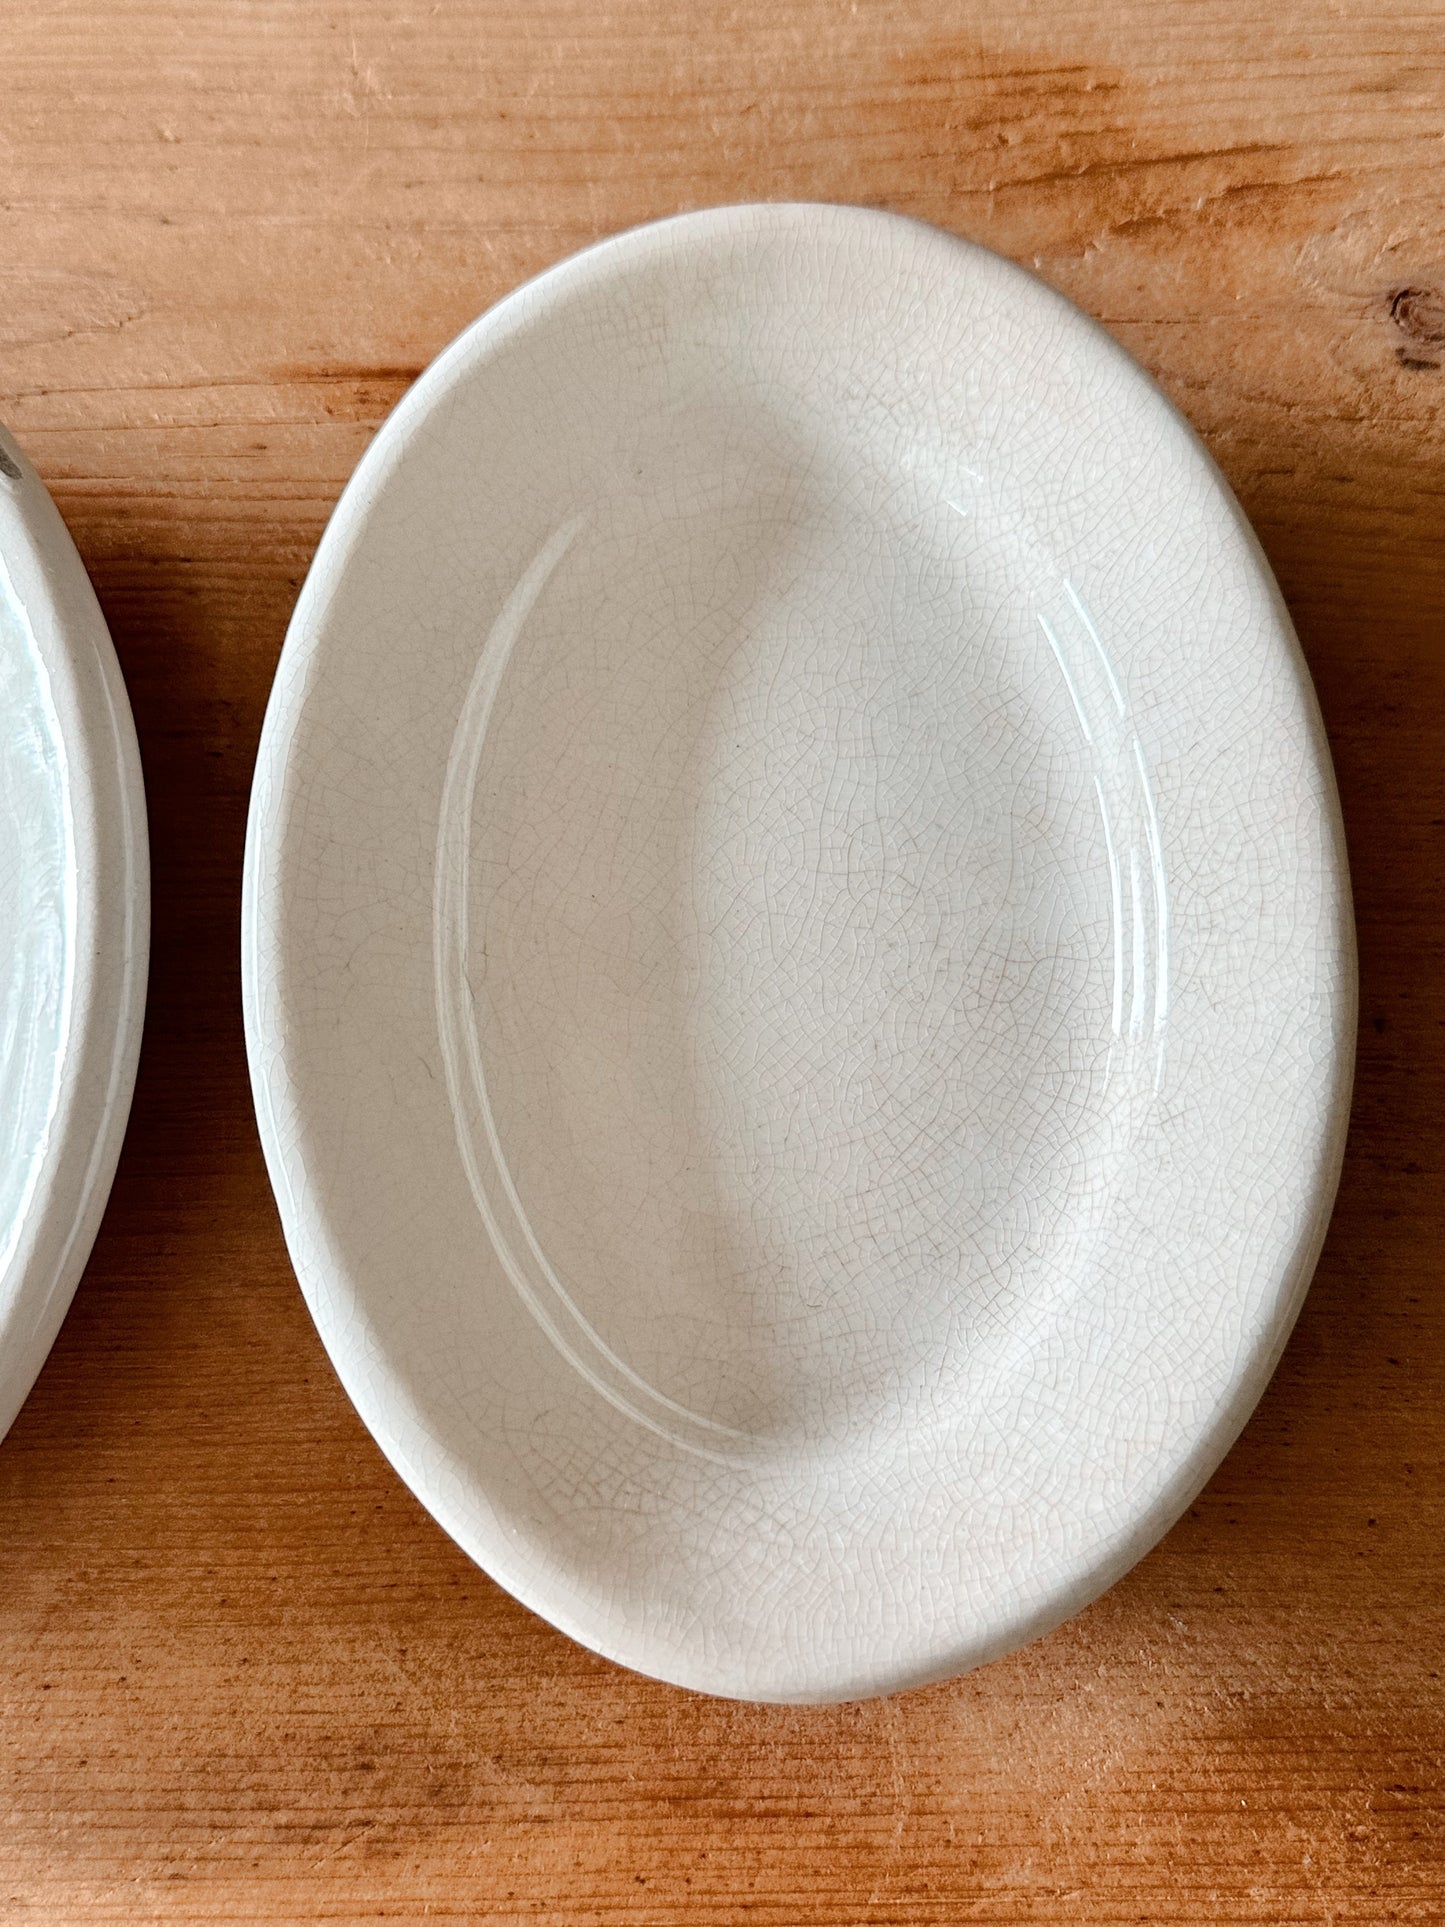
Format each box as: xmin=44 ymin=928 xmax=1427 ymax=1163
xmin=243 ymin=205 xmax=1354 ymax=1702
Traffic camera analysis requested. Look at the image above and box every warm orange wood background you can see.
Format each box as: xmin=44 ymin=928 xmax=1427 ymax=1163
xmin=2 ymin=2 xmax=1443 ymax=1919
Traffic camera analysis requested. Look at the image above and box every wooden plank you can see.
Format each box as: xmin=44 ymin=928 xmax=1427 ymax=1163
xmin=0 ymin=1 xmax=1442 ymax=1918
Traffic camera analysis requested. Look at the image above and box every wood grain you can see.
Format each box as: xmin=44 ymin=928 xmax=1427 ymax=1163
xmin=1 ymin=1 xmax=1443 ymax=1918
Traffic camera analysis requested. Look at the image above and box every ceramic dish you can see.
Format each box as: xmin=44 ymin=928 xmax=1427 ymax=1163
xmin=0 ymin=425 xmax=148 ymax=1444
xmin=244 ymin=204 xmax=1354 ymax=1702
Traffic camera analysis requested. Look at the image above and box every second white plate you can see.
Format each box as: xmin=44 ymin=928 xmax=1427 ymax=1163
xmin=0 ymin=426 xmax=148 ymax=1443
xmin=244 ymin=205 xmax=1354 ymax=1701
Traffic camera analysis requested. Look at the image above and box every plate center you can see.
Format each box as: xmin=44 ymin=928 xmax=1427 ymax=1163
xmin=441 ymin=423 xmax=1159 ymax=1452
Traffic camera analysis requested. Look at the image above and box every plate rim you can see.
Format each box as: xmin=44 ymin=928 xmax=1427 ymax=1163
xmin=243 ymin=202 xmax=1357 ymax=1701
xmin=0 ymin=425 xmax=150 ymax=1444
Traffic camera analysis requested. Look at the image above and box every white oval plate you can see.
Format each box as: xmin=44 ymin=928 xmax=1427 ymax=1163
xmin=244 ymin=205 xmax=1354 ymax=1702
xmin=0 ymin=425 xmax=148 ymax=1443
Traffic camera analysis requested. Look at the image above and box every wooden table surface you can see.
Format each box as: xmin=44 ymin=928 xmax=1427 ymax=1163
xmin=2 ymin=2 xmax=1443 ymax=1919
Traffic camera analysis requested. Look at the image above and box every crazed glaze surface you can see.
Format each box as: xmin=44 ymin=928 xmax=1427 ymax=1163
xmin=243 ymin=205 xmax=1354 ymax=1702
xmin=0 ymin=424 xmax=149 ymax=1445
